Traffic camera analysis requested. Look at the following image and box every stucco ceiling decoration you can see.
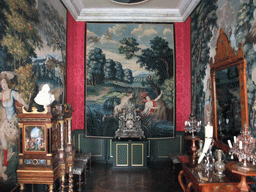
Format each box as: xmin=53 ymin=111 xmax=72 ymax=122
xmin=61 ymin=0 xmax=201 ymax=22
xmin=111 ymin=0 xmax=149 ymax=5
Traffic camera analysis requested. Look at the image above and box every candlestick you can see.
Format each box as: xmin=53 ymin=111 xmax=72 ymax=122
xmin=239 ymin=141 xmax=242 ymax=149
xmin=205 ymin=122 xmax=213 ymax=138
xmin=228 ymin=140 xmax=232 ymax=148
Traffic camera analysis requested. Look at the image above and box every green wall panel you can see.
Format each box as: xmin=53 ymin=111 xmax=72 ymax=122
xmin=131 ymin=144 xmax=143 ymax=166
xmin=112 ymin=141 xmax=147 ymax=168
xmin=78 ymin=134 xmax=103 ymax=157
xmin=158 ymin=135 xmax=182 ymax=158
xmin=72 ymin=130 xmax=185 ymax=163
xmin=116 ymin=144 xmax=128 ymax=166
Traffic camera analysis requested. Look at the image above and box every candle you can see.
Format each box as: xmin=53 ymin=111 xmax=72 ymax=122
xmin=228 ymin=140 xmax=232 ymax=148
xmin=239 ymin=141 xmax=242 ymax=149
xmin=205 ymin=122 xmax=213 ymax=138
xmin=234 ymin=136 xmax=236 ymax=143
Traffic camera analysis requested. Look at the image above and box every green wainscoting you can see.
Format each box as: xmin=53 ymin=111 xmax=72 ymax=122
xmin=131 ymin=143 xmax=144 ymax=166
xmin=112 ymin=141 xmax=148 ymax=169
xmin=72 ymin=130 xmax=185 ymax=163
xmin=116 ymin=143 xmax=129 ymax=166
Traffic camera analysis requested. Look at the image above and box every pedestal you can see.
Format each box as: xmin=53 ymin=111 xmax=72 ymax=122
xmin=226 ymin=161 xmax=256 ymax=192
xmin=185 ymin=136 xmax=201 ymax=164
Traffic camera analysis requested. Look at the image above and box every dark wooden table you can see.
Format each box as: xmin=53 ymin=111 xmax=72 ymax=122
xmin=177 ymin=156 xmax=255 ymax=192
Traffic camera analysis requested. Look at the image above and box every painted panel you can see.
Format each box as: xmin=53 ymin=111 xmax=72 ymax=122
xmin=24 ymin=125 xmax=46 ymax=152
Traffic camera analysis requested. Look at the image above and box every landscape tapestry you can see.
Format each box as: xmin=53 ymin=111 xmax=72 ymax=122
xmin=191 ymin=0 xmax=256 ymax=131
xmin=0 ymin=0 xmax=66 ymax=189
xmin=86 ymin=23 xmax=175 ymax=139
xmin=191 ymin=1 xmax=256 ymax=188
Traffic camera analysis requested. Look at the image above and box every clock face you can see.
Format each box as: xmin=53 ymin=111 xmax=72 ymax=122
xmin=126 ymin=120 xmax=134 ymax=128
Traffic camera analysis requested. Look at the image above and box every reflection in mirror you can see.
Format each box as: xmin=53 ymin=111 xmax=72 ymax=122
xmin=215 ymin=66 xmax=241 ymax=143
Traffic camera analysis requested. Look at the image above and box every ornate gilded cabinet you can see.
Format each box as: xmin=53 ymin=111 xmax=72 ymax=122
xmin=17 ymin=104 xmax=74 ymax=192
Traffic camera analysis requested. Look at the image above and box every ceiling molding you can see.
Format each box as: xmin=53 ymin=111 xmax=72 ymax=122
xmin=61 ymin=0 xmax=201 ymax=23
xmin=179 ymin=0 xmax=201 ymax=21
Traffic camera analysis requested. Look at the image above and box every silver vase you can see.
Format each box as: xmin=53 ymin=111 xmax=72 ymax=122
xmin=214 ymin=149 xmax=225 ymax=177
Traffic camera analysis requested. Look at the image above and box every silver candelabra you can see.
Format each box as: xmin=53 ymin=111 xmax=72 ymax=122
xmin=184 ymin=113 xmax=202 ymax=138
xmin=229 ymin=124 xmax=256 ymax=171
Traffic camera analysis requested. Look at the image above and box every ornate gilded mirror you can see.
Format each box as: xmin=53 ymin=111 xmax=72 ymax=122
xmin=210 ymin=28 xmax=249 ymax=151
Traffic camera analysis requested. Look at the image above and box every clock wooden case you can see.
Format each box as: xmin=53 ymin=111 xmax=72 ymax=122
xmin=17 ymin=104 xmax=74 ymax=192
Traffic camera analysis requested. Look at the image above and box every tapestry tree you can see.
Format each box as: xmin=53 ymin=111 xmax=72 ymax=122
xmin=1 ymin=0 xmax=43 ymax=69
xmin=87 ymin=47 xmax=106 ymax=86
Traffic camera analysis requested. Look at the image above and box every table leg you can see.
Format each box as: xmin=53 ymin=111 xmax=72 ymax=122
xmin=20 ymin=184 xmax=24 ymax=192
xmin=49 ymin=184 xmax=53 ymax=192
xmin=185 ymin=182 xmax=193 ymax=192
xmin=178 ymin=170 xmax=185 ymax=192
xmin=84 ymin=165 xmax=87 ymax=183
xmin=78 ymin=174 xmax=82 ymax=192
xmin=89 ymin=158 xmax=91 ymax=172
xmin=237 ymin=175 xmax=250 ymax=192
xmin=60 ymin=174 xmax=65 ymax=192
xmin=68 ymin=165 xmax=73 ymax=192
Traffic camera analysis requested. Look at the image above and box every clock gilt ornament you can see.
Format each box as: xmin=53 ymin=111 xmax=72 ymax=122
xmin=115 ymin=103 xmax=145 ymax=140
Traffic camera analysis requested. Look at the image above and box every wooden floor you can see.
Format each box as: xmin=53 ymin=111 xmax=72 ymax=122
xmin=77 ymin=161 xmax=183 ymax=192
xmin=9 ymin=160 xmax=183 ymax=192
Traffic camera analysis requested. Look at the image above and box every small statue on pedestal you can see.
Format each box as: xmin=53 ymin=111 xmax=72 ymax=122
xmin=34 ymin=84 xmax=55 ymax=110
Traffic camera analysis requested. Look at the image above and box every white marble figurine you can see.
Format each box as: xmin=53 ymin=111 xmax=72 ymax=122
xmin=34 ymin=84 xmax=55 ymax=107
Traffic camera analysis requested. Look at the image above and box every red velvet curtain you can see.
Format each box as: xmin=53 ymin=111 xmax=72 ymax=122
xmin=175 ymin=18 xmax=191 ymax=131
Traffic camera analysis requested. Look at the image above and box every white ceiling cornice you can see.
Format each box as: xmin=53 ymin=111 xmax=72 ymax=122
xmin=61 ymin=0 xmax=201 ymax=23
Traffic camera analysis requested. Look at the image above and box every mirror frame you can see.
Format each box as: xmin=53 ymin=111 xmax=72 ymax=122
xmin=210 ymin=28 xmax=249 ymax=152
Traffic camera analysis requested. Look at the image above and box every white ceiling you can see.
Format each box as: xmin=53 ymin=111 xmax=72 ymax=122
xmin=61 ymin=0 xmax=201 ymax=22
